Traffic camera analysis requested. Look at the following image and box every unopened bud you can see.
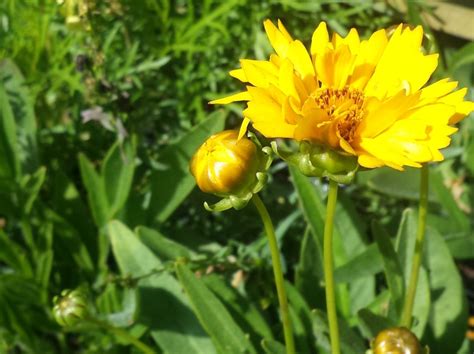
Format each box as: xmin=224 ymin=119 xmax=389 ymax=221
xmin=190 ymin=130 xmax=271 ymax=211
xmin=52 ymin=289 xmax=88 ymax=327
xmin=371 ymin=327 xmax=428 ymax=354
xmin=272 ymin=140 xmax=358 ymax=184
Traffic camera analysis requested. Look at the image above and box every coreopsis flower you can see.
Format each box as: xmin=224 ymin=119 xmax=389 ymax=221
xmin=211 ymin=20 xmax=473 ymax=171
xmin=190 ymin=130 xmax=271 ymax=211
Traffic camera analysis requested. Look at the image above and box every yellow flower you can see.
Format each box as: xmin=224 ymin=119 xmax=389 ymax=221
xmin=190 ymin=130 xmax=271 ymax=211
xmin=211 ymin=20 xmax=473 ymax=170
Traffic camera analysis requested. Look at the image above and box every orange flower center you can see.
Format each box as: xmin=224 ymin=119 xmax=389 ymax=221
xmin=314 ymin=87 xmax=365 ymax=142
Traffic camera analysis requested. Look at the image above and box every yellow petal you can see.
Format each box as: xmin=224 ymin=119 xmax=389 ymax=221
xmin=264 ymin=19 xmax=291 ymax=58
xmin=357 ymin=91 xmax=420 ymax=138
xmin=238 ymin=118 xmax=251 ymax=140
xmin=332 ymin=28 xmax=360 ymax=54
xmin=252 ymin=120 xmax=295 ymax=138
xmin=294 ymin=109 xmax=331 ymax=142
xmin=357 ymin=154 xmax=384 ymax=168
xmin=210 ymin=91 xmax=251 ymax=104
xmin=229 ymin=69 xmax=247 ymax=82
xmin=311 ymin=22 xmax=329 ymax=56
xmin=244 ymin=87 xmax=283 ymax=124
xmin=450 ymin=101 xmax=474 ymax=124
xmin=277 ymin=19 xmax=293 ymax=41
xmin=240 ymin=59 xmax=278 ymax=88
xmin=339 ymin=136 xmax=356 ymax=155
xmin=358 ymin=138 xmax=419 ymax=170
xmin=420 ymin=79 xmax=457 ymax=100
xmin=349 ymin=29 xmax=388 ymax=90
xmin=287 ymin=40 xmax=317 ymax=93
xmin=282 ymin=97 xmax=301 ymax=124
xmin=278 ymin=59 xmax=301 ymax=102
xmin=364 ymin=25 xmax=439 ymax=99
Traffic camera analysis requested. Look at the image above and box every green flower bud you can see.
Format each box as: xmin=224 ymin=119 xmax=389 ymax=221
xmin=52 ymin=289 xmax=88 ymax=327
xmin=190 ymin=130 xmax=272 ymax=211
xmin=370 ymin=327 xmax=429 ymax=354
xmin=272 ymin=140 xmax=358 ymax=184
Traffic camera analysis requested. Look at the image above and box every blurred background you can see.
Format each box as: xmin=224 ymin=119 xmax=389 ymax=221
xmin=0 ymin=0 xmax=473 ymax=353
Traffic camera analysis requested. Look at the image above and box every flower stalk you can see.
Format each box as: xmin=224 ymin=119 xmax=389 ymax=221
xmin=323 ymin=180 xmax=341 ymax=354
xmin=400 ymin=165 xmax=429 ymax=328
xmin=252 ymin=194 xmax=295 ymax=354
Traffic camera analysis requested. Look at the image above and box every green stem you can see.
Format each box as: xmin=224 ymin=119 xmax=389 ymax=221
xmin=400 ymin=164 xmax=429 ymax=328
xmin=87 ymin=318 xmax=156 ymax=354
xmin=252 ymin=194 xmax=295 ymax=354
xmin=324 ymin=180 xmax=340 ymax=354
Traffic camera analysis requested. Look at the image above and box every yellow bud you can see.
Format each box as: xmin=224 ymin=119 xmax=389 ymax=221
xmin=372 ymin=327 xmax=423 ymax=354
xmin=191 ymin=130 xmax=260 ymax=196
xmin=190 ymin=130 xmax=271 ymax=211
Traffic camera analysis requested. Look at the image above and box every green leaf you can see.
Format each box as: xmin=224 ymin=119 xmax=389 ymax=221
xmin=445 ymin=235 xmax=474 ymax=259
xmin=357 ymin=308 xmax=396 ymax=340
xmin=102 ymin=137 xmax=136 ymax=217
xmin=261 ymin=339 xmax=286 ymax=354
xmin=311 ymin=309 xmax=366 ymax=354
xmin=0 ymin=59 xmax=38 ymax=176
xmin=395 ymin=209 xmax=431 ymax=337
xmin=449 ymin=42 xmax=474 ymax=74
xmin=285 ymin=281 xmax=316 ymax=354
xmin=19 ymin=166 xmax=46 ymax=214
xmin=136 ymin=226 xmax=194 ymax=261
xmin=35 ymin=250 xmax=53 ymax=296
xmin=364 ymin=167 xmax=437 ymax=202
xmin=107 ymin=220 xmax=215 ymax=354
xmin=430 ymin=169 xmax=469 ymax=233
xmin=46 ymin=209 xmax=94 ymax=277
xmin=334 ymin=244 xmax=383 ymax=283
xmin=372 ymin=221 xmax=404 ymax=316
xmin=0 ymin=231 xmax=32 ymax=276
xmin=176 ymin=263 xmax=257 ymax=354
xmin=78 ymin=153 xmax=110 ymax=227
xmin=51 ymin=170 xmax=97 ymax=262
xmin=424 ymin=226 xmax=468 ymax=353
xmin=148 ymin=111 xmax=226 ymax=224
xmin=202 ymin=273 xmax=273 ymax=347
xmin=295 ymin=227 xmax=325 ymax=309
xmin=0 ymin=79 xmax=20 ymax=181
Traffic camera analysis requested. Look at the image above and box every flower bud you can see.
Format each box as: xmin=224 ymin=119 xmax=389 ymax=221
xmin=57 ymin=0 xmax=90 ymax=31
xmin=190 ymin=130 xmax=271 ymax=211
xmin=371 ymin=327 xmax=427 ymax=354
xmin=52 ymin=289 xmax=88 ymax=327
xmin=272 ymin=140 xmax=358 ymax=184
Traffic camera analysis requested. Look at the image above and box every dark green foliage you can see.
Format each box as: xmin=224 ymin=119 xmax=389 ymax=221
xmin=0 ymin=0 xmax=472 ymax=353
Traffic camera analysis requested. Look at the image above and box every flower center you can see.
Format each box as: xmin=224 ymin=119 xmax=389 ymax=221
xmin=314 ymin=87 xmax=365 ymax=142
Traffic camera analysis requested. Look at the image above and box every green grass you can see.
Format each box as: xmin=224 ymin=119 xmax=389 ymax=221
xmin=0 ymin=0 xmax=473 ymax=353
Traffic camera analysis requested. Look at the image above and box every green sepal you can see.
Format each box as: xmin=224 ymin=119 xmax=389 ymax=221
xmin=272 ymin=140 xmax=358 ymax=184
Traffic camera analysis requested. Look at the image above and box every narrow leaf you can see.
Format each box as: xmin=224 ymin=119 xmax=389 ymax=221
xmin=102 ymin=137 xmax=136 ymax=217
xmin=78 ymin=153 xmax=109 ymax=227
xmin=372 ymin=221 xmax=404 ymax=316
xmin=136 ymin=226 xmax=194 ymax=261
xmin=176 ymin=263 xmax=257 ymax=354
xmin=424 ymin=226 xmax=468 ymax=353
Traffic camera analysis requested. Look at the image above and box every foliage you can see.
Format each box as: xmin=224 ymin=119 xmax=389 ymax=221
xmin=0 ymin=0 xmax=472 ymax=353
